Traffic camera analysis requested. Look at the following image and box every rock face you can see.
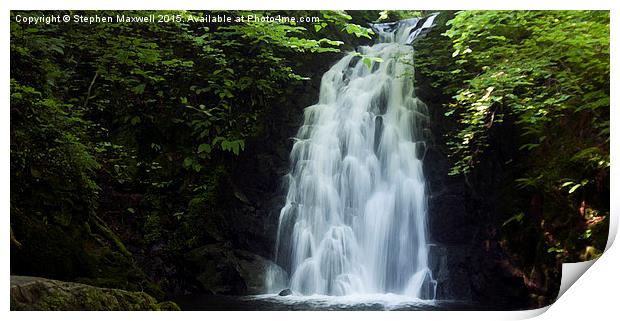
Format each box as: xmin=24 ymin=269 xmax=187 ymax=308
xmin=10 ymin=275 xmax=180 ymax=311
xmin=422 ymin=122 xmax=530 ymax=307
xmin=184 ymin=243 xmax=287 ymax=295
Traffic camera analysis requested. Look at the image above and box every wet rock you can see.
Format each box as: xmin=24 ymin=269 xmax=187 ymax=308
xmin=278 ymin=289 xmax=292 ymax=296
xmin=184 ymin=243 xmax=285 ymax=295
xmin=428 ymin=245 xmax=472 ymax=300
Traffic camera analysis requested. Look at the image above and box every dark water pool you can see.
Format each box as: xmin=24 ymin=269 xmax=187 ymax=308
xmin=172 ymin=293 xmax=497 ymax=311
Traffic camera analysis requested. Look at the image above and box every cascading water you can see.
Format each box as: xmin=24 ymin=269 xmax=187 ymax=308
xmin=272 ymin=15 xmax=438 ymax=299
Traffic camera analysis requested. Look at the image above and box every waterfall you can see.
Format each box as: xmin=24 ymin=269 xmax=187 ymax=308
xmin=273 ymin=15 xmax=438 ymax=299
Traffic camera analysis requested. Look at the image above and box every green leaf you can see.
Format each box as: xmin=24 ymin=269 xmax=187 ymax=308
xmin=182 ymin=157 xmax=193 ymax=168
xmin=362 ymin=57 xmax=372 ymax=69
xmin=502 ymin=213 xmax=525 ymax=227
xmin=378 ymin=11 xmax=389 ymax=21
xmin=568 ymin=184 xmax=581 ymax=194
xmin=198 ymin=143 xmax=211 ymax=154
xmin=130 ymin=116 xmax=141 ymax=125
xmin=486 ymin=35 xmax=507 ymax=41
xmin=133 ymin=84 xmax=146 ymax=94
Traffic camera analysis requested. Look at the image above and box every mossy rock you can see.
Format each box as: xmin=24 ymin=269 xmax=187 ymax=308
xmin=10 ymin=275 xmax=179 ymax=311
xmin=157 ymin=301 xmax=181 ymax=311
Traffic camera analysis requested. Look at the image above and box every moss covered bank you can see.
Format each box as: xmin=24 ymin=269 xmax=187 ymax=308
xmin=10 ymin=275 xmax=179 ymax=311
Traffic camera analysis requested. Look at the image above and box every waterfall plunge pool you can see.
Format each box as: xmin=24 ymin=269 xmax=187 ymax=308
xmin=172 ymin=293 xmax=484 ymax=311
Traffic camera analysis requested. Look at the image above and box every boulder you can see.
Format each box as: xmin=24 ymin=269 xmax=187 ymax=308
xmin=184 ymin=243 xmax=287 ymax=295
xmin=10 ymin=275 xmax=179 ymax=311
xmin=278 ymin=288 xmax=292 ymax=296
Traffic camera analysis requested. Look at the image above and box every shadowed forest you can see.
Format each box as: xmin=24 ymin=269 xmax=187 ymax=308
xmin=10 ymin=10 xmax=609 ymax=310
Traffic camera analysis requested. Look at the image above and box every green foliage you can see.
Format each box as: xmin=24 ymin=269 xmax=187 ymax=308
xmin=168 ymin=165 xmax=228 ymax=252
xmin=415 ymin=11 xmax=609 ymax=305
xmin=442 ymin=11 xmax=609 ymax=177
xmin=143 ymin=214 xmax=162 ymax=245
xmin=10 ymin=9 xmax=365 ymax=199
xmin=375 ymin=10 xmax=423 ymax=22
xmin=10 ymin=78 xmax=100 ymax=226
xmin=10 ymin=11 xmax=378 ymax=290
xmin=435 ymin=10 xmax=609 ymax=271
xmin=440 ymin=12 xmax=609 ymax=217
xmin=319 ymin=10 xmax=375 ymax=39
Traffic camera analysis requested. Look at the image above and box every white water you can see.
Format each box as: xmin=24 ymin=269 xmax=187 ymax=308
xmin=247 ymin=293 xmax=439 ymax=311
xmin=272 ymin=17 xmax=436 ymax=299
